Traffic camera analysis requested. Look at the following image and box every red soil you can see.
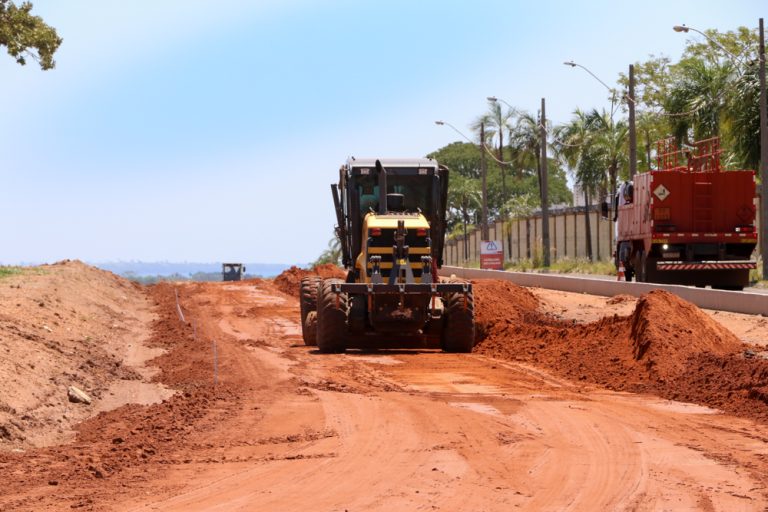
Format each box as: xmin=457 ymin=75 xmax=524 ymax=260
xmin=473 ymin=280 xmax=768 ymax=423
xmin=273 ymin=264 xmax=346 ymax=296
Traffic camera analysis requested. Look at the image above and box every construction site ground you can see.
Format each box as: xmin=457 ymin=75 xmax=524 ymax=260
xmin=2 ymin=261 xmax=768 ymax=511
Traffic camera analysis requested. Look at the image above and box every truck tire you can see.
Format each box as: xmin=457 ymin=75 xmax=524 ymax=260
xmin=633 ymin=251 xmax=646 ymax=283
xmin=441 ymin=290 xmax=475 ymax=353
xmin=316 ymin=279 xmax=348 ymax=353
xmin=299 ymin=277 xmax=321 ymax=346
xmin=303 ymin=311 xmax=318 ymax=346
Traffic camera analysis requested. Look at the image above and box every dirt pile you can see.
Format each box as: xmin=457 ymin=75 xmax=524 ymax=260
xmin=473 ymin=281 xmax=768 ymax=423
xmin=0 ymin=281 xmax=235 ymax=511
xmin=629 ymin=291 xmax=741 ymax=375
xmin=0 ymin=260 xmax=158 ymax=449
xmin=273 ymin=264 xmax=346 ymax=296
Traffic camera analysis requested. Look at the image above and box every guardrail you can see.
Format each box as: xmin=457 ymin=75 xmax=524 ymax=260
xmin=440 ymin=266 xmax=768 ymax=316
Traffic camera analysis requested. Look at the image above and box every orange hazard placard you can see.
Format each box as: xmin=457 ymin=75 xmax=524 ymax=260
xmin=480 ymin=240 xmax=503 ymax=270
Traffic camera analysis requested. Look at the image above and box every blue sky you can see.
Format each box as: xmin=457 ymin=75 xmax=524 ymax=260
xmin=1 ymin=0 xmax=764 ymax=265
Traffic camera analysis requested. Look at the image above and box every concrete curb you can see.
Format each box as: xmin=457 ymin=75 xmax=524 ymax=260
xmin=441 ymin=266 xmax=768 ymax=316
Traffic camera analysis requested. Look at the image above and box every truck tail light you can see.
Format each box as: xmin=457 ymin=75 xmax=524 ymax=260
xmin=370 ymin=228 xmax=382 ymax=236
xmin=416 ymin=228 xmax=428 ymax=237
xmin=735 ymin=225 xmax=755 ymax=233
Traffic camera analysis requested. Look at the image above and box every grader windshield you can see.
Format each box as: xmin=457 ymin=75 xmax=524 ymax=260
xmin=331 ymin=158 xmax=449 ymax=270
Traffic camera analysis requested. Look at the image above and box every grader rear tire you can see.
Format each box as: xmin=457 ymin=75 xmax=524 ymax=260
xmin=303 ymin=311 xmax=318 ymax=346
xmin=441 ymin=290 xmax=475 ymax=353
xmin=316 ymin=279 xmax=348 ymax=353
xmin=299 ymin=277 xmax=321 ymax=346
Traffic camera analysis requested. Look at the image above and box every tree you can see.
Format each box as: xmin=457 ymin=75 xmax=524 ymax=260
xmin=664 ymin=58 xmax=734 ymax=142
xmin=508 ymin=110 xmax=541 ymax=183
xmin=481 ymin=100 xmax=515 ymax=211
xmin=447 ymin=173 xmax=481 ymax=260
xmin=0 ymin=1 xmax=61 ymax=70
xmin=616 ymin=26 xmax=761 ymax=172
xmin=427 ymin=141 xmax=481 ymax=179
xmin=554 ymin=109 xmax=605 ymax=261
xmin=585 ymin=108 xmax=628 ymax=205
xmin=313 ymin=235 xmax=342 ymax=267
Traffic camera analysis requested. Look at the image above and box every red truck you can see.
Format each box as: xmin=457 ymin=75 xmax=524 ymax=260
xmin=617 ymin=137 xmax=757 ymax=290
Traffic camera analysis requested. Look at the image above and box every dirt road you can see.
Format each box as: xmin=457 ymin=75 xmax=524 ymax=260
xmin=3 ymin=276 xmax=768 ymax=511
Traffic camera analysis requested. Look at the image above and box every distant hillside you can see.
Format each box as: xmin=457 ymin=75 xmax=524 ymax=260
xmin=93 ymin=261 xmax=294 ymax=279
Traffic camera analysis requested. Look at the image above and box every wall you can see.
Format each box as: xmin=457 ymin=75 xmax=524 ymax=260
xmin=442 ymin=198 xmax=762 ymax=267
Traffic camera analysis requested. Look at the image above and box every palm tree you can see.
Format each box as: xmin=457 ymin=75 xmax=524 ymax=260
xmin=585 ymin=108 xmax=629 ymax=211
xmin=508 ymin=111 xmax=541 ymax=182
xmin=447 ymin=174 xmax=482 ymax=260
xmin=728 ymin=60 xmax=761 ymax=170
xmin=482 ymin=100 xmax=516 ymax=210
xmin=508 ymin=109 xmax=556 ymax=260
xmin=553 ymin=109 xmax=605 ymax=261
xmin=664 ymin=58 xmax=734 ymax=142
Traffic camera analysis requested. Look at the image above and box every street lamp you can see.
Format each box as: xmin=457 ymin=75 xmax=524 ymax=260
xmin=674 ymin=20 xmax=767 ymax=281
xmin=434 ymin=119 xmax=489 ymax=241
xmin=672 ymin=25 xmax=746 ymax=65
xmin=563 ymin=61 xmax=617 ymax=96
xmin=564 ymin=60 xmax=638 ymax=179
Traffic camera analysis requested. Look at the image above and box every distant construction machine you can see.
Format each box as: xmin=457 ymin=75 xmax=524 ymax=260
xmin=222 ymin=263 xmax=246 ymax=282
xmin=300 ymin=158 xmax=475 ymax=353
xmin=615 ymin=137 xmax=757 ymax=289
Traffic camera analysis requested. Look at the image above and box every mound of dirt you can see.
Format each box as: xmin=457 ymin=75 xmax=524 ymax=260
xmin=273 ymin=264 xmax=346 ymax=296
xmin=606 ymin=294 xmax=634 ymax=305
xmin=473 ymin=279 xmax=540 ymax=341
xmin=629 ymin=290 xmax=741 ymax=375
xmin=473 ymin=281 xmax=768 ymax=424
xmin=0 ymin=260 xmax=162 ymax=450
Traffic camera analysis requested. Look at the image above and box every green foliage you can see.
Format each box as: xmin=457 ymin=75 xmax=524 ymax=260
xmin=504 ymin=257 xmax=616 ymax=275
xmin=313 ymin=234 xmax=342 ymax=267
xmin=427 ymin=142 xmax=481 ymax=179
xmin=0 ymin=266 xmax=22 ymax=278
xmin=0 ymin=1 xmax=61 ymax=69
xmin=122 ymin=270 xmax=263 ymax=284
xmin=617 ymin=25 xmax=761 ymax=173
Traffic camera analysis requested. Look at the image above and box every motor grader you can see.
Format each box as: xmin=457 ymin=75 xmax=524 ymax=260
xmin=300 ymin=158 xmax=475 ymax=353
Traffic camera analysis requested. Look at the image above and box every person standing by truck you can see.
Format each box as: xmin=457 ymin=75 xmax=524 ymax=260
xmin=613 ymin=180 xmax=634 ymax=280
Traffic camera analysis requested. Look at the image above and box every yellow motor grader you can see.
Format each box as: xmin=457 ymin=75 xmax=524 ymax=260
xmin=300 ymin=158 xmax=474 ymax=353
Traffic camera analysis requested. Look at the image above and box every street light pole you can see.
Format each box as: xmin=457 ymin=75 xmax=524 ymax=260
xmin=540 ymin=98 xmax=551 ymax=267
xmin=628 ymin=64 xmax=638 ymax=178
xmin=760 ymin=18 xmax=767 ymax=279
xmin=480 ymin=121 xmax=489 ymax=240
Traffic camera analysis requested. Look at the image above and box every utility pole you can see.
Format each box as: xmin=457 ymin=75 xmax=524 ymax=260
xmin=759 ymin=18 xmax=767 ymax=280
xmin=480 ymin=122 xmax=489 ymax=240
xmin=628 ymin=64 xmax=638 ymax=179
xmin=540 ymin=98 xmax=551 ymax=267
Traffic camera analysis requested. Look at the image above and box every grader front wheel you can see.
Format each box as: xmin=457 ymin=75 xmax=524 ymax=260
xmin=299 ymin=277 xmax=321 ymax=346
xmin=441 ymin=290 xmax=475 ymax=353
xmin=316 ymin=279 xmax=349 ymax=353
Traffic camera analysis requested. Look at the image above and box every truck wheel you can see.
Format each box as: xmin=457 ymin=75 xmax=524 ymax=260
xmin=299 ymin=277 xmax=321 ymax=346
xmin=441 ymin=290 xmax=475 ymax=353
xmin=316 ymin=279 xmax=348 ymax=353
xmin=633 ymin=251 xmax=646 ymax=282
